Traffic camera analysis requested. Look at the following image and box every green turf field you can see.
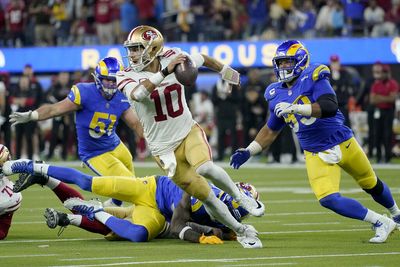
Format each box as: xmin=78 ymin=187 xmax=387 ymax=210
xmin=1 ymin=165 xmax=399 ymax=267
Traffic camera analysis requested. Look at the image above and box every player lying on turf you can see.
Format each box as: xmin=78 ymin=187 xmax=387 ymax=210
xmin=6 ymin=161 xmax=259 ymax=245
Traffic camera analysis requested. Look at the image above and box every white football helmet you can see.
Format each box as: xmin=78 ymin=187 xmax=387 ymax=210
xmin=124 ymin=25 xmax=164 ymax=72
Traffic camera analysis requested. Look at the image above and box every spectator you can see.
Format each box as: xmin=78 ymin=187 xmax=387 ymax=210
xmin=4 ymin=0 xmax=26 ymax=47
xmin=331 ymin=0 xmax=345 ymax=36
xmin=212 ymin=80 xmax=241 ymax=161
xmin=192 ymin=91 xmax=214 ymax=141
xmin=364 ymin=0 xmax=387 ymax=37
xmin=119 ymin=0 xmax=138 ymax=43
xmin=29 ymin=0 xmax=54 ymax=46
xmin=244 ymin=0 xmax=268 ymax=39
xmin=315 ymin=0 xmax=334 ymax=36
xmin=329 ymin=55 xmax=353 ymax=128
xmin=51 ymin=0 xmax=71 ymax=45
xmin=370 ymin=63 xmax=399 ymax=163
xmin=342 ymin=0 xmax=367 ymax=36
xmin=94 ymin=0 xmax=115 ymax=44
xmin=9 ymin=75 xmax=40 ymax=158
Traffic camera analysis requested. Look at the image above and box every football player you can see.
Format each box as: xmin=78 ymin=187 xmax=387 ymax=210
xmin=8 ymin=162 xmax=258 ymax=245
xmin=230 ymin=40 xmax=400 ymax=243
xmin=116 ymin=25 xmax=264 ymax=248
xmin=9 ymin=57 xmax=143 ymax=206
xmin=0 ymin=145 xmax=22 ymax=240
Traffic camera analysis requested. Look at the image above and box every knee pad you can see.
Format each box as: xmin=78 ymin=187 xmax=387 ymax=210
xmin=363 ymin=178 xmax=383 ymax=195
xmin=319 ymin=193 xmax=341 ymax=209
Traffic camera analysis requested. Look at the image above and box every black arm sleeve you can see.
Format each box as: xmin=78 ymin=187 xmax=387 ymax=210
xmin=316 ymin=94 xmax=338 ymax=118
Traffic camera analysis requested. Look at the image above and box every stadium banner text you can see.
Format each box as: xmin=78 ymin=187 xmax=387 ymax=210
xmin=1 ymin=37 xmax=399 ymax=73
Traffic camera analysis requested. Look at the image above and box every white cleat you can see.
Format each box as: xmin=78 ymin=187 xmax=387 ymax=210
xmin=2 ymin=159 xmax=33 ymax=176
xmin=64 ymin=197 xmax=103 ymax=221
xmin=369 ymin=215 xmax=397 ymax=243
xmin=237 ymin=192 xmax=265 ymax=217
xmin=236 ymin=224 xmax=263 ymax=249
xmin=392 ymin=214 xmax=400 ymax=230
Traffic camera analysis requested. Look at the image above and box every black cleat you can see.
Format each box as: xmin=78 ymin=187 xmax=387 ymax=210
xmin=13 ymin=173 xmax=49 ymax=193
xmin=44 ymin=208 xmax=70 ymax=229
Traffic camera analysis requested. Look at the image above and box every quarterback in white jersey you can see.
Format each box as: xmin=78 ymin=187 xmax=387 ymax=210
xmin=117 ymin=25 xmax=265 ymax=249
xmin=0 ymin=145 xmax=22 ymax=240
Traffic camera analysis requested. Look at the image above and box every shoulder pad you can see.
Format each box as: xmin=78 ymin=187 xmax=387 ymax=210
xmin=264 ymin=83 xmax=278 ymax=101
xmin=161 ymin=47 xmax=181 ymax=59
xmin=69 ymin=84 xmax=83 ymax=105
xmin=312 ymin=64 xmax=331 ymax=81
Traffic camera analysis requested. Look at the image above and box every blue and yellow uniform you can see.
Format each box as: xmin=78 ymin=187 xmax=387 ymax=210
xmin=265 ymin=64 xmax=377 ymax=199
xmin=67 ymin=83 xmax=134 ymax=176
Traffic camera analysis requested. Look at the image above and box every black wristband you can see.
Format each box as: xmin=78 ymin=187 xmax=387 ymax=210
xmin=161 ymin=67 xmax=170 ymax=77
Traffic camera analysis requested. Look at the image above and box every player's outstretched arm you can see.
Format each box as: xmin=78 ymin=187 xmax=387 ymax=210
xmin=201 ymin=54 xmax=240 ymax=86
xmin=121 ymin=108 xmax=144 ymax=138
xmin=230 ymin=125 xmax=280 ymax=169
xmin=9 ymin=98 xmax=79 ymax=126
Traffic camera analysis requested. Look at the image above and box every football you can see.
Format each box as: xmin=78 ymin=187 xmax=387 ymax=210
xmin=174 ymin=56 xmax=198 ymax=87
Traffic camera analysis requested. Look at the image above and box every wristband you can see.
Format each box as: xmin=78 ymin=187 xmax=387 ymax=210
xmin=246 ymin=141 xmax=262 ymax=156
xmin=161 ymin=67 xmax=170 ymax=77
xmin=178 ymin=226 xmax=192 ymax=240
xmin=149 ymin=72 xmax=164 ymax=86
xmin=31 ymin=110 xmax=39 ymax=121
xmin=296 ymin=104 xmax=312 ymax=116
xmin=191 ymin=53 xmax=204 ymax=67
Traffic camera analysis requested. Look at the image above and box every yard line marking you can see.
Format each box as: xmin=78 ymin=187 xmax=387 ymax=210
xmin=0 ymin=237 xmax=103 ymax=244
xmin=48 ymin=252 xmax=400 ymax=267
xmin=61 ymin=257 xmax=135 ymax=261
xmin=219 ymin=263 xmax=296 ymax=267
xmin=268 ymin=211 xmax=331 ymax=216
xmin=13 ymin=221 xmax=44 ymax=224
xmin=259 ymin=228 xmax=369 ymax=235
xmin=0 ymin=254 xmax=58 ymax=258
xmin=282 ymin=222 xmax=341 ymax=226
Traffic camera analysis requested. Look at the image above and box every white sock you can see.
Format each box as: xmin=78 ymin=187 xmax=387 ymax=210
xmin=33 ymin=163 xmax=49 ymax=176
xmin=388 ymin=203 xmax=400 ymax=216
xmin=202 ymin=190 xmax=243 ymax=233
xmin=46 ymin=177 xmax=60 ymax=190
xmin=363 ymin=209 xmax=384 ymax=224
xmin=94 ymin=211 xmax=112 ymax=224
xmin=67 ymin=214 xmax=82 ymax=226
xmin=197 ymin=161 xmax=241 ymax=200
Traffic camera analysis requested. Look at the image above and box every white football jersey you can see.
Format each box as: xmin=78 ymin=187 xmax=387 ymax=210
xmin=0 ymin=177 xmax=22 ymax=215
xmin=117 ymin=47 xmax=195 ymax=156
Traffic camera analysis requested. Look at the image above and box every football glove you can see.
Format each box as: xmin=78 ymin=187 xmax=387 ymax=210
xmin=230 ymin=148 xmax=251 ymax=169
xmin=274 ymin=102 xmax=312 ymax=117
xmin=199 ymin=234 xmax=223 ymax=244
xmin=220 ymin=65 xmax=240 ymax=85
xmin=9 ymin=110 xmax=38 ymax=127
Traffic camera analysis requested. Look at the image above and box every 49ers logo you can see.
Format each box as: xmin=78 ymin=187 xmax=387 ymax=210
xmin=142 ymin=30 xmax=158 ymax=41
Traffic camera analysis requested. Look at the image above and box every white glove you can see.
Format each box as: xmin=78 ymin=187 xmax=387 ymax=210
xmin=9 ymin=110 xmax=38 ymax=127
xmin=274 ymin=102 xmax=312 ymax=117
xmin=220 ymin=65 xmax=240 ymax=85
xmin=159 ymin=151 xmax=177 ymax=178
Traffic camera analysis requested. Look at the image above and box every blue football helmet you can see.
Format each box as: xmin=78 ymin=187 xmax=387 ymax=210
xmin=220 ymin=182 xmax=260 ymax=222
xmin=93 ymin=57 xmax=123 ymax=99
xmin=272 ymin=40 xmax=310 ymax=82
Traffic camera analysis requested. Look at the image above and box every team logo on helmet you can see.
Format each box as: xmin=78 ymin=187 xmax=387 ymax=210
xmin=142 ymin=30 xmax=158 ymax=41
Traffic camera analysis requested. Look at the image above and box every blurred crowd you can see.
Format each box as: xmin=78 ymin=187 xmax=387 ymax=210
xmin=0 ymin=57 xmax=399 ymax=164
xmin=0 ymin=0 xmax=399 ymax=47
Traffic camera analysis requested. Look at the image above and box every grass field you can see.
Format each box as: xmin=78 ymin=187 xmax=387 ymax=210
xmin=1 ymin=164 xmax=399 ymax=267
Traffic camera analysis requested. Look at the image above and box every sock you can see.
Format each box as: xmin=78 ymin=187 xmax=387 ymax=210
xmin=104 ymin=216 xmax=148 ymax=242
xmin=94 ymin=211 xmax=113 ymax=224
xmin=46 ymin=177 xmax=60 ymax=190
xmin=388 ymin=204 xmax=400 ymax=216
xmin=319 ymin=193 xmax=368 ymax=220
xmin=47 ymin=166 xmax=93 ymax=191
xmin=53 ymin=182 xmax=84 ymax=203
xmin=78 ymin=216 xmax=110 ymax=235
xmin=363 ymin=209 xmax=384 ymax=224
xmin=370 ymin=181 xmax=395 ymax=209
xmin=67 ymin=214 xmax=83 ymax=226
xmin=197 ymin=161 xmax=241 ymax=200
xmin=202 ymin=190 xmax=243 ymax=233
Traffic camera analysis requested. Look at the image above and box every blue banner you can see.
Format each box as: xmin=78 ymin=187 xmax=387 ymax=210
xmin=0 ymin=37 xmax=399 ymax=73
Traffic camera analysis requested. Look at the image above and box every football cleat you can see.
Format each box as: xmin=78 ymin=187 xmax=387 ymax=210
xmin=44 ymin=208 xmax=70 ymax=229
xmin=236 ymin=224 xmax=263 ymax=249
xmin=369 ymin=215 xmax=397 ymax=243
xmin=13 ymin=173 xmax=48 ymax=193
xmin=2 ymin=159 xmax=34 ymax=176
xmin=391 ymin=214 xmax=400 ymax=230
xmin=237 ymin=191 xmax=265 ymax=217
xmin=103 ymin=198 xmax=122 ymax=207
xmin=64 ymin=197 xmax=103 ymax=221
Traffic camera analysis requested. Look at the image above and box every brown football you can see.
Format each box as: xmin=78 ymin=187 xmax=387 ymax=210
xmin=174 ymin=56 xmax=198 ymax=87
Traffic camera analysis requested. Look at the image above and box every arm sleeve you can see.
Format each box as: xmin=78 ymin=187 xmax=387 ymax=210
xmin=316 ymin=94 xmax=338 ymax=118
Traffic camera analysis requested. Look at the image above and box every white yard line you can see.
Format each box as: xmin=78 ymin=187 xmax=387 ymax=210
xmin=219 ymin=263 xmax=296 ymax=267
xmin=282 ymin=222 xmax=341 ymax=226
xmin=259 ymin=228 xmax=369 ymax=234
xmin=60 ymin=257 xmax=135 ymax=261
xmin=0 ymin=254 xmax=58 ymax=258
xmin=0 ymin=238 xmax=103 ymax=244
xmin=49 ymin=252 xmax=400 ymax=267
